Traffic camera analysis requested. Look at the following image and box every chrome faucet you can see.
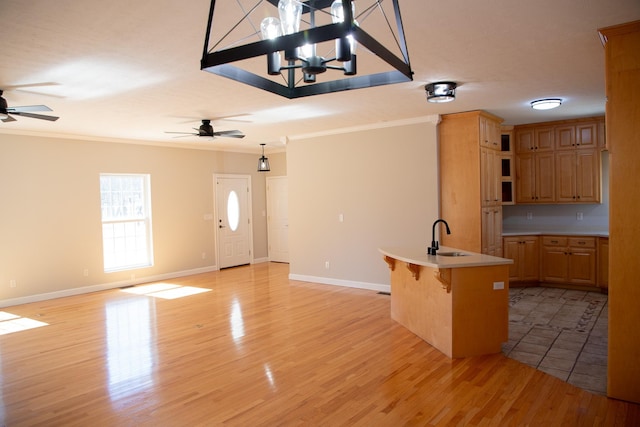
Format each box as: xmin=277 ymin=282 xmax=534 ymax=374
xmin=428 ymin=219 xmax=451 ymax=255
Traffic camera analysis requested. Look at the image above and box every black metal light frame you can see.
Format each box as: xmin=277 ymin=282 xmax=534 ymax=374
xmin=201 ymin=0 xmax=414 ymax=98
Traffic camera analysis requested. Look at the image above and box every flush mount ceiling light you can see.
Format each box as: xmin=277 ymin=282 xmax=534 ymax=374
xmin=258 ymin=144 xmax=271 ymax=172
xmin=425 ymin=82 xmax=457 ymax=103
xmin=531 ymin=98 xmax=562 ymax=110
xmin=200 ymin=0 xmax=414 ymax=99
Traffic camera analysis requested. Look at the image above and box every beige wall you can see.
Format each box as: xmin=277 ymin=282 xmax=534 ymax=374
xmin=0 ymin=133 xmax=285 ymax=306
xmin=286 ymin=119 xmax=439 ymax=289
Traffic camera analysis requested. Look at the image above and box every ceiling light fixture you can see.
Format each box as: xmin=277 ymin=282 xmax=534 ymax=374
xmin=258 ymin=144 xmax=271 ymax=172
xmin=425 ymin=82 xmax=457 ymax=103
xmin=200 ymin=0 xmax=414 ymax=99
xmin=531 ymin=98 xmax=562 ymax=110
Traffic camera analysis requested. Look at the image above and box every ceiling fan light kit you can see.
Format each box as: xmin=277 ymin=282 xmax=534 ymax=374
xmin=531 ymin=98 xmax=562 ymax=110
xmin=200 ymin=0 xmax=414 ymax=98
xmin=425 ymin=81 xmax=457 ymax=103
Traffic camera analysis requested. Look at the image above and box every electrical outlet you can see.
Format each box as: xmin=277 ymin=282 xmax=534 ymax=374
xmin=325 ymin=261 xmax=330 ymax=269
xmin=9 ymin=279 xmax=16 ymax=288
xmin=526 ymin=212 xmax=533 ymax=220
xmin=83 ymin=268 xmax=89 ymax=277
xmin=577 ymin=212 xmax=584 ymax=221
xmin=201 ymin=252 xmax=207 ymax=259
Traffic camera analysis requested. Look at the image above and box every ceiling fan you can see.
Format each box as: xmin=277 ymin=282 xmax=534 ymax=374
xmin=165 ymin=119 xmax=245 ymax=139
xmin=0 ymin=89 xmax=59 ymax=122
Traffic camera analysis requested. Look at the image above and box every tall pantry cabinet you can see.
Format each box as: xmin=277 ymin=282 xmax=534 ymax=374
xmin=599 ymin=20 xmax=640 ymax=404
xmin=439 ymin=110 xmax=504 ymax=256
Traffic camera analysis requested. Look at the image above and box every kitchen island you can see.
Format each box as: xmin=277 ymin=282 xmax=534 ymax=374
xmin=379 ymin=246 xmax=513 ymax=358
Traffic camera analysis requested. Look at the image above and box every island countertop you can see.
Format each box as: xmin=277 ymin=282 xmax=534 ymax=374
xmin=379 ymin=246 xmax=513 ymax=269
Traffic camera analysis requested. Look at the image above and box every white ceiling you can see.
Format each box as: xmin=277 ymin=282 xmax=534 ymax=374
xmin=1 ymin=0 xmax=639 ymax=154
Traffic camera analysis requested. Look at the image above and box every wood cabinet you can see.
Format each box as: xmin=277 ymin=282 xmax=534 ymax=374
xmin=515 ymin=151 xmax=555 ymax=203
xmin=540 ymin=236 xmax=597 ymax=286
xmin=500 ymin=127 xmax=515 ymax=205
xmin=481 ymin=147 xmax=501 ymax=206
xmin=599 ymin=18 xmax=640 ymax=404
xmin=514 ymin=116 xmax=604 ymax=204
xmin=439 ymin=110 xmax=504 ymax=255
xmin=503 ymin=235 xmax=539 ymax=283
xmin=555 ymin=149 xmax=600 ymax=203
xmin=598 ymin=237 xmax=609 ymax=289
xmin=482 ymin=207 xmax=502 ymax=256
xmin=515 ymin=126 xmax=555 ymax=153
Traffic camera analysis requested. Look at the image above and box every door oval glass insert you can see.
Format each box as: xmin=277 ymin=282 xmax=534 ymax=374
xmin=227 ymin=191 xmax=240 ymax=231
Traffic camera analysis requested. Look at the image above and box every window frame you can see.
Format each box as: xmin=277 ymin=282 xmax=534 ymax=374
xmin=100 ymin=173 xmax=154 ymax=273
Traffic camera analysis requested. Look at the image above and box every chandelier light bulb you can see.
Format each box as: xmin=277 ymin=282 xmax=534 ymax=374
xmin=260 ymin=17 xmax=282 ymax=40
xmin=278 ymin=0 xmax=302 ymax=35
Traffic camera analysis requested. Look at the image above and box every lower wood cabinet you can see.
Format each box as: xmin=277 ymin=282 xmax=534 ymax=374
xmin=540 ymin=236 xmax=597 ymax=286
xmin=482 ymin=207 xmax=502 ymax=256
xmin=598 ymin=237 xmax=609 ymax=289
xmin=503 ymin=236 xmax=539 ymax=283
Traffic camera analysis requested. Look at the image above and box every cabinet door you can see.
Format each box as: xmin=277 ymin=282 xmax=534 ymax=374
xmin=598 ymin=238 xmax=609 ymax=289
xmin=555 ymin=151 xmax=577 ymax=202
xmin=568 ymin=248 xmax=597 ymax=285
xmin=575 ymin=149 xmax=600 ymax=202
xmin=535 ymin=126 xmax=555 ymax=151
xmin=576 ymin=122 xmax=598 ymax=148
xmin=541 ymin=245 xmax=568 ymax=282
xmin=516 ymin=154 xmax=536 ymax=203
xmin=493 ymin=208 xmax=503 ymax=256
xmin=515 ymin=129 xmax=534 ymax=153
xmin=521 ymin=237 xmax=540 ymax=282
xmin=535 ymin=152 xmax=556 ymax=203
xmin=503 ymin=237 xmax=521 ymax=282
xmin=555 ymin=125 xmax=576 ymax=150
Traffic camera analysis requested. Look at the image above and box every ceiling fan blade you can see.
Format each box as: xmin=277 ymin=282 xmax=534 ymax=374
xmin=1 ymin=114 xmax=17 ymax=123
xmin=215 ymin=130 xmax=244 ymax=135
xmin=8 ymin=105 xmax=53 ymax=113
xmin=165 ymin=131 xmax=198 ymax=135
xmin=214 ymin=131 xmax=246 ymax=138
xmin=11 ymin=111 xmax=59 ymax=121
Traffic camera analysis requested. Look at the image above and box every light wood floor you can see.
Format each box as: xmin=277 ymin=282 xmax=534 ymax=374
xmin=1 ymin=262 xmax=639 ymax=426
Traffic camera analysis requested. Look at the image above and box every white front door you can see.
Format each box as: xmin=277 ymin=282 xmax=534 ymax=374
xmin=267 ymin=176 xmax=289 ymax=263
xmin=215 ymin=175 xmax=252 ymax=269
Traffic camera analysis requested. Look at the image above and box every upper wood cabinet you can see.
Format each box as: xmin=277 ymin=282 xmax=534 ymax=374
xmin=515 ymin=126 xmax=554 ymax=153
xmin=555 ymin=119 xmax=604 ymax=150
xmin=439 ymin=110 xmax=504 ymax=254
xmin=514 ymin=116 xmax=604 ymax=204
xmin=515 ymin=151 xmax=555 ymax=203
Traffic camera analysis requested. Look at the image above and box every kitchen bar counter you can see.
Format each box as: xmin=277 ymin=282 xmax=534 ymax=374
xmin=380 ymin=246 xmax=512 ymax=358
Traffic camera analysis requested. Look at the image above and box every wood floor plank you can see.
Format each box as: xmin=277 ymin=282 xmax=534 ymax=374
xmin=1 ymin=262 xmax=639 ymax=426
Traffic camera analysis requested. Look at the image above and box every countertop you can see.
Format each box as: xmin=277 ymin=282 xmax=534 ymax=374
xmin=502 ymin=230 xmax=609 ymax=237
xmin=379 ymin=246 xmax=513 ymax=269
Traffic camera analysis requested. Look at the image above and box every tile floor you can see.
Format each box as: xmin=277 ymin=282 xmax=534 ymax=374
xmin=502 ymin=286 xmax=608 ymax=395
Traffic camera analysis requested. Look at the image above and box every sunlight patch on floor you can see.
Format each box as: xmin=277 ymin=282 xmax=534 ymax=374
xmin=121 ymin=283 xmax=211 ymax=300
xmin=0 ymin=311 xmax=49 ymax=335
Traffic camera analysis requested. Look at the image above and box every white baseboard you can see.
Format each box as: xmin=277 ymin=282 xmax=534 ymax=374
xmin=288 ymin=274 xmax=391 ymax=293
xmin=0 ymin=265 xmax=219 ymax=308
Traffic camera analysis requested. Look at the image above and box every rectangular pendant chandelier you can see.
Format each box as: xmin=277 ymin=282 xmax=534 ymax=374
xmin=200 ymin=0 xmax=414 ymax=98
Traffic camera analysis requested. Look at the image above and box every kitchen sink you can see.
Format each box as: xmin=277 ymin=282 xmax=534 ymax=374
xmin=437 ymin=251 xmax=469 ymax=257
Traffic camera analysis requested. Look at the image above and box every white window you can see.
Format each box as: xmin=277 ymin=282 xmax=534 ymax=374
xmin=100 ymin=174 xmax=154 ymax=272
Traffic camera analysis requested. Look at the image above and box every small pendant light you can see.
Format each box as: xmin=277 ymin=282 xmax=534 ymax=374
xmin=258 ymin=143 xmax=270 ymax=172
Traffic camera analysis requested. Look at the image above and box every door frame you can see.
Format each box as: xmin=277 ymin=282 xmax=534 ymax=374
xmin=266 ymin=176 xmax=289 ymax=263
xmin=213 ymin=173 xmax=254 ymax=269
